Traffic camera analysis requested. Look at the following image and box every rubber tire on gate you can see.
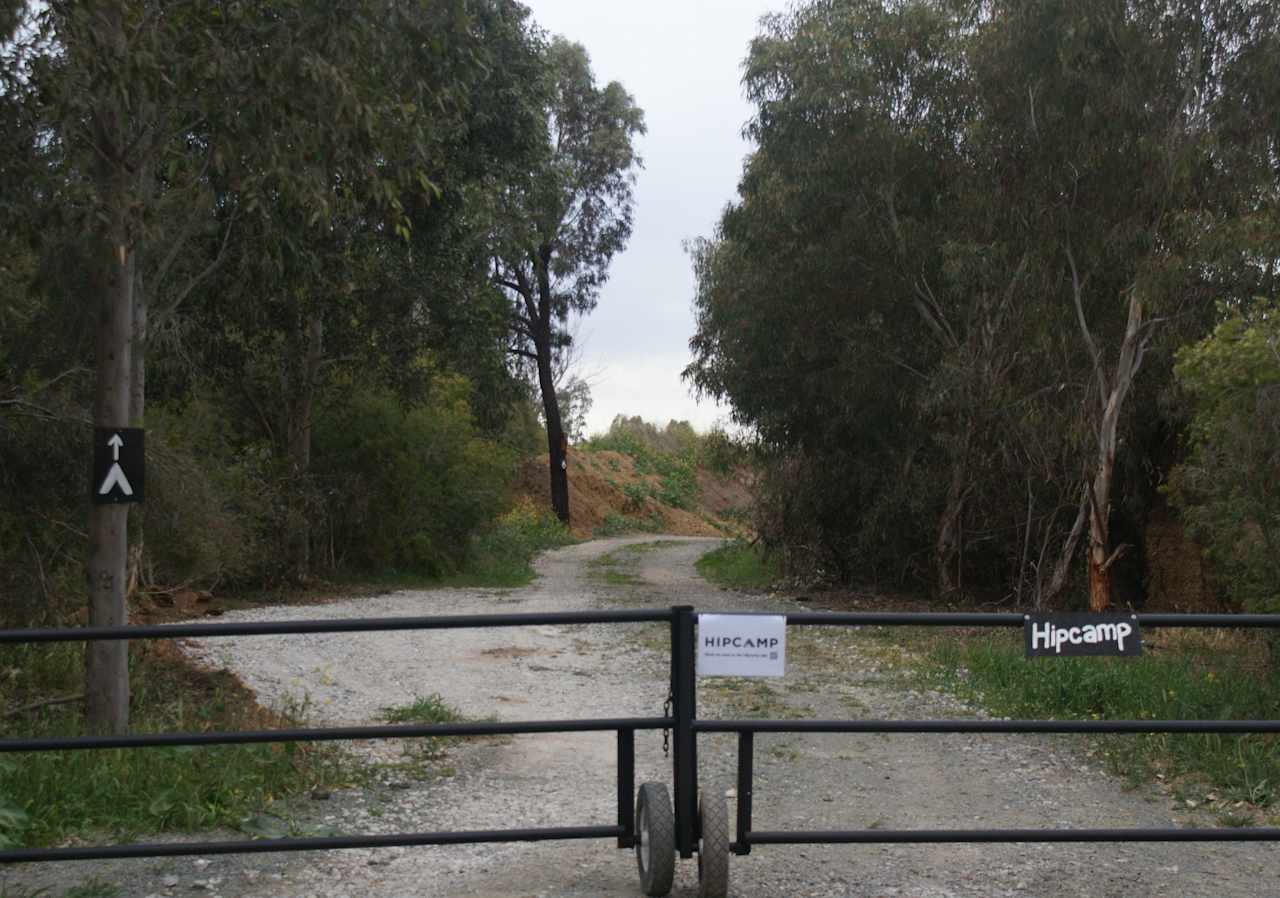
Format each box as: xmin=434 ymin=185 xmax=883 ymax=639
xmin=697 ymin=789 xmax=730 ymax=898
xmin=635 ymin=782 xmax=676 ymax=897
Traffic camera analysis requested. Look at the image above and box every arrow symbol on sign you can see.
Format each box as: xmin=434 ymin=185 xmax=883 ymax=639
xmin=98 ymin=463 xmax=134 ymax=497
xmin=107 ymin=432 xmax=124 ymax=461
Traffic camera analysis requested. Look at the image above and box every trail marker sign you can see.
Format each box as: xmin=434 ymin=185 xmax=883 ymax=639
xmin=92 ymin=427 xmax=144 ymax=505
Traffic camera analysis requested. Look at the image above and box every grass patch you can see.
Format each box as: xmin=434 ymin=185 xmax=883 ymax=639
xmin=440 ymin=498 xmax=576 ymax=588
xmin=588 ymin=541 xmax=673 ymax=588
xmin=919 ymin=629 xmax=1280 ymax=806
xmin=695 ymin=540 xmax=778 ymax=590
xmin=588 ymin=545 xmax=649 ymax=587
xmin=379 ymin=692 xmax=461 ymax=725
xmin=61 ymin=881 xmax=120 ymax=898
xmin=593 ymin=512 xmax=666 ymax=538
xmin=0 ymin=642 xmax=353 ymax=849
xmin=600 ymin=570 xmax=643 ymax=586
xmin=702 ymin=678 xmax=811 ymax=719
xmin=377 ymin=692 xmax=465 ymax=771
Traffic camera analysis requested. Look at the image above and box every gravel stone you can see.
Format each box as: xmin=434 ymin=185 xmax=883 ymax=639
xmin=4 ymin=536 xmax=1277 ymax=897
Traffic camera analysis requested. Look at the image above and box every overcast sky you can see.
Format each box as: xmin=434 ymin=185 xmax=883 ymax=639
xmin=520 ymin=0 xmax=780 ymax=437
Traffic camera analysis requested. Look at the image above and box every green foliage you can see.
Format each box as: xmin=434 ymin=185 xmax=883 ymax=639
xmin=586 ymin=416 xmax=704 ymax=512
xmin=686 ymin=0 xmax=1280 ymax=594
xmin=311 ymin=379 xmax=513 ymax=577
xmin=593 ymin=513 xmax=666 ymax=538
xmin=695 ymin=541 xmax=779 ymax=590
xmin=0 ymin=645 xmax=349 ymax=848
xmin=59 ymin=881 xmax=119 ymax=898
xmin=621 ymin=481 xmax=652 ymax=511
xmin=380 ymin=694 xmax=461 ymax=725
xmin=1168 ymin=299 xmax=1280 ymax=612
xmin=444 ymin=498 xmax=576 ymax=587
xmin=0 ymin=396 xmax=90 ymax=627
xmin=488 ymin=36 xmax=645 ymax=518
xmin=590 ymin=415 xmax=700 ymax=457
xmin=922 ymin=632 xmax=1280 ymax=805
xmin=698 ymin=426 xmax=748 ymax=476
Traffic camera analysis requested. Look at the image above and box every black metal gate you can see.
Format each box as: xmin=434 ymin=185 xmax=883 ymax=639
xmin=5 ymin=606 xmax=1280 ymax=898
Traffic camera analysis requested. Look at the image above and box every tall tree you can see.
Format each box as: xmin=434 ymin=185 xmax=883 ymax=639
xmin=13 ymin=0 xmax=485 ymax=731
xmin=491 ymin=37 xmax=644 ymax=523
xmin=688 ymin=0 xmax=1280 ymax=606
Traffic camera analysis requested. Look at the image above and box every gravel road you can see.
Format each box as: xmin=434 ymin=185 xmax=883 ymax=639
xmin=6 ymin=536 xmax=1278 ymax=898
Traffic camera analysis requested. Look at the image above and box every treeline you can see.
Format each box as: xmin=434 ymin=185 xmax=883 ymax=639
xmin=687 ymin=0 xmax=1280 ymax=611
xmin=0 ymin=1 xmax=637 ymax=629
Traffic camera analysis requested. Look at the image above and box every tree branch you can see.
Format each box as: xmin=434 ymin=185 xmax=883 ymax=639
xmin=4 ymin=693 xmax=84 ymax=719
xmin=1065 ymin=239 xmax=1107 ymax=406
xmin=154 ymin=208 xmax=238 ymax=326
xmin=1099 ymin=542 xmax=1132 ymax=574
xmin=493 ymin=276 xmax=530 ymax=296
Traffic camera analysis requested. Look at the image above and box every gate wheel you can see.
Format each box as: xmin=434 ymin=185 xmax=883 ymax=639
xmin=636 ymin=782 xmax=675 ymax=896
xmin=697 ymin=789 xmax=730 ymax=898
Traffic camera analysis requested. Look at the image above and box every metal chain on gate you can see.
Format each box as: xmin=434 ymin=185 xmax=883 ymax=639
xmin=661 ymin=686 xmax=673 ymax=758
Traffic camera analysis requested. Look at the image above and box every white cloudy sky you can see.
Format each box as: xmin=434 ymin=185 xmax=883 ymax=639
xmin=520 ymin=0 xmax=781 ymax=437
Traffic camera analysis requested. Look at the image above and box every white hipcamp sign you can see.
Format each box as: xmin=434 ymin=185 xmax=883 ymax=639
xmin=697 ymin=613 xmax=788 ymax=677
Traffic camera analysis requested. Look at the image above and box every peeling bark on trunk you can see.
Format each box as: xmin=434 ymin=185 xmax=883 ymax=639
xmin=1085 ymin=293 xmax=1146 ymax=611
xmin=1068 ymin=244 xmax=1149 ymax=613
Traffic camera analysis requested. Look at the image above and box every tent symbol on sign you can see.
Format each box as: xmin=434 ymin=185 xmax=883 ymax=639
xmin=99 ymin=433 xmax=134 ymax=498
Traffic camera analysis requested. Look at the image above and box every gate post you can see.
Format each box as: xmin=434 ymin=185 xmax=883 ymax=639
xmin=671 ymin=604 xmax=697 ymax=859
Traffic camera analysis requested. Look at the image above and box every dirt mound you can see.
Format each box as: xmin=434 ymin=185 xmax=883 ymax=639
xmin=515 ymin=449 xmax=749 ymax=540
xmin=696 ymin=467 xmax=753 ymax=519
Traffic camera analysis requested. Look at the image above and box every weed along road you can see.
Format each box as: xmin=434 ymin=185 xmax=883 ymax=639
xmin=7 ymin=537 xmax=1279 ymax=898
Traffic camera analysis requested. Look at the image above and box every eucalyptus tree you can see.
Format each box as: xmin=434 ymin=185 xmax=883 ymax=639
xmin=169 ymin=0 xmax=547 ymax=577
xmin=490 ymin=37 xmax=645 ymax=523
xmin=7 ymin=0 xmax=496 ymax=732
xmin=689 ymin=0 xmax=1280 ymax=606
xmin=968 ymin=0 xmax=1280 ymax=609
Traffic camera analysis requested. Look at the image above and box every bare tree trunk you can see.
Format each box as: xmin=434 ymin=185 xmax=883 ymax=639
xmin=1069 ymin=245 xmax=1149 ymax=613
xmin=86 ymin=231 xmax=134 ymax=736
xmin=533 ymin=254 xmax=570 ymax=524
xmin=536 ymin=332 xmax=570 ymax=524
xmin=1085 ymin=293 xmax=1146 ymax=611
xmin=84 ymin=2 xmax=134 ymax=734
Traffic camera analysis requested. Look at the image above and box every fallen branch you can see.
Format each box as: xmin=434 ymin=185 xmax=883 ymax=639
xmin=4 ymin=693 xmax=84 ymax=719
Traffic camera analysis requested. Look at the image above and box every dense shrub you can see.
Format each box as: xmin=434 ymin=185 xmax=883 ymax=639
xmin=0 ymin=400 xmax=87 ymax=627
xmin=310 ymin=378 xmax=514 ymax=575
xmin=1168 ymin=300 xmax=1280 ymax=613
xmin=455 ymin=496 xmax=575 ymax=586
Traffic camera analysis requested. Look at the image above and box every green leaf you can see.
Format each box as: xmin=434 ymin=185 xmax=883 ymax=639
xmin=239 ymin=813 xmax=290 ymax=840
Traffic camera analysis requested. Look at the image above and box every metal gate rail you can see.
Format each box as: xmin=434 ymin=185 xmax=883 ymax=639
xmin=0 ymin=608 xmax=679 ymax=864
xmin=694 ymin=611 xmax=1280 ymax=856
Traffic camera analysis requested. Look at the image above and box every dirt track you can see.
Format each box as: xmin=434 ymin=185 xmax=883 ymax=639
xmin=5 ymin=536 xmax=1278 ymax=897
